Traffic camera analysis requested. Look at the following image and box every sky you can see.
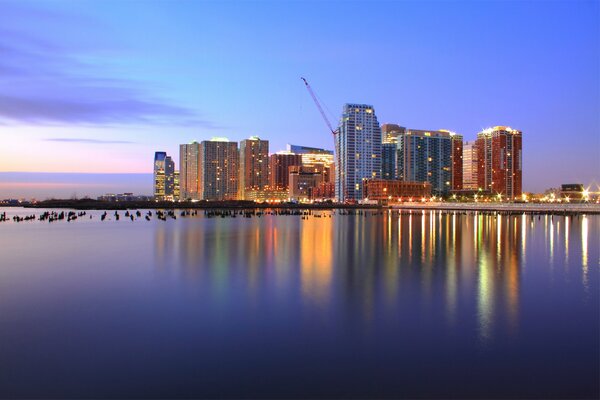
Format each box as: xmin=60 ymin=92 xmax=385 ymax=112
xmin=0 ymin=0 xmax=598 ymax=198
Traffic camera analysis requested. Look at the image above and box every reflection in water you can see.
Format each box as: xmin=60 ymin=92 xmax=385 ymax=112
xmin=446 ymin=213 xmax=458 ymax=326
xmin=565 ymin=216 xmax=569 ymax=263
xmin=1 ymin=207 xmax=598 ymax=399
xmin=550 ymin=217 xmax=554 ymax=264
xmin=478 ymin=252 xmax=494 ymax=343
xmin=301 ymin=217 xmax=333 ymax=304
xmin=152 ymin=212 xmax=560 ymax=342
xmin=582 ymin=216 xmax=588 ymax=290
xmin=521 ymin=214 xmax=527 ymax=259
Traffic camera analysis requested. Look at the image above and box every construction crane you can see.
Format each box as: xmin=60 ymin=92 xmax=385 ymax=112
xmin=301 ymin=77 xmax=336 ymax=136
xmin=301 ymin=77 xmax=347 ymax=201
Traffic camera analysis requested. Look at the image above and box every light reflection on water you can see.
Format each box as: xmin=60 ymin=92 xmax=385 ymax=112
xmin=0 ymin=208 xmax=598 ymax=398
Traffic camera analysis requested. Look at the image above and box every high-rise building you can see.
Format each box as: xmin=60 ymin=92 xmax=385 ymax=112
xmin=153 ymin=151 xmax=175 ymax=200
xmin=476 ymin=126 xmax=522 ymax=198
xmin=200 ymin=138 xmax=238 ymax=201
xmin=174 ymin=171 xmax=180 ymax=200
xmin=335 ymin=104 xmax=382 ymax=201
xmin=397 ymin=129 xmax=454 ymax=196
xmin=446 ymin=131 xmax=463 ymax=191
xmin=381 ymin=143 xmax=397 ymax=180
xmin=462 ymin=141 xmax=478 ymax=190
xmin=269 ymin=151 xmax=302 ymax=191
xmin=179 ymin=141 xmax=201 ymax=200
xmin=239 ymin=136 xmax=269 ymax=199
xmin=153 ymin=151 xmax=167 ymax=200
xmin=381 ymin=123 xmax=406 ymax=144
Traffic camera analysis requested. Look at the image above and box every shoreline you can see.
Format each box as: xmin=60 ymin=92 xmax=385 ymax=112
xmin=7 ymin=199 xmax=599 ymax=215
xmin=18 ymin=199 xmax=380 ymax=211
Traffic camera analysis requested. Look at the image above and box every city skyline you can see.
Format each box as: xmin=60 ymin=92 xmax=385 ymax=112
xmin=0 ymin=0 xmax=598 ymax=197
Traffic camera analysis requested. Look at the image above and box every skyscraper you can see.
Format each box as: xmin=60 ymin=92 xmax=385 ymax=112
xmin=200 ymin=138 xmax=238 ymax=201
xmin=448 ymin=131 xmax=463 ymax=191
xmin=269 ymin=151 xmax=302 ymax=191
xmin=179 ymin=141 xmax=201 ymax=200
xmin=476 ymin=126 xmax=522 ymax=198
xmin=462 ymin=141 xmax=478 ymax=190
xmin=174 ymin=170 xmax=180 ymax=200
xmin=153 ymin=151 xmax=175 ymax=200
xmin=397 ymin=129 xmax=453 ymax=196
xmin=381 ymin=143 xmax=397 ymax=180
xmin=239 ymin=136 xmax=269 ymax=199
xmin=335 ymin=104 xmax=382 ymax=201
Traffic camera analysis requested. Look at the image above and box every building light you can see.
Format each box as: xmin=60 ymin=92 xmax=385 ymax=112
xmin=583 ymin=188 xmax=590 ymax=201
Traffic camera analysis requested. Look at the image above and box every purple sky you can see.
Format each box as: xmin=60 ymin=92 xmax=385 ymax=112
xmin=0 ymin=0 xmax=598 ymax=198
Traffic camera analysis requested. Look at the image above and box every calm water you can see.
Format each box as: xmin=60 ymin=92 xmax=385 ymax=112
xmin=0 ymin=207 xmax=598 ymax=398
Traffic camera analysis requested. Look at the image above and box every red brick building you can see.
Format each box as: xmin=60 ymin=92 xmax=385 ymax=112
xmin=364 ymin=179 xmax=432 ymax=204
xmin=269 ymin=152 xmax=302 ymax=191
xmin=451 ymin=133 xmax=463 ymax=191
xmin=476 ymin=126 xmax=522 ymax=198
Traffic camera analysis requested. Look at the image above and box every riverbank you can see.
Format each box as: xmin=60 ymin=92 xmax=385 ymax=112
xmin=16 ymin=199 xmax=600 ymax=215
xmin=21 ymin=199 xmax=381 ymax=210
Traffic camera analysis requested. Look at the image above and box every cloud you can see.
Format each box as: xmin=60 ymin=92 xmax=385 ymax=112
xmin=43 ymin=138 xmax=136 ymax=144
xmin=0 ymin=6 xmax=211 ymax=127
xmin=0 ymin=92 xmax=197 ymax=125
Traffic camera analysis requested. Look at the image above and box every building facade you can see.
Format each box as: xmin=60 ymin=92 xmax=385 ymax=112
xmin=449 ymin=131 xmax=463 ymax=191
xmin=381 ymin=123 xmax=406 ymax=144
xmin=462 ymin=141 xmax=478 ymax=190
xmin=397 ymin=129 xmax=453 ymax=196
xmin=561 ymin=183 xmax=586 ymax=201
xmin=313 ymin=182 xmax=335 ymax=200
xmin=200 ymin=138 xmax=238 ymax=201
xmin=239 ymin=136 xmax=269 ymax=199
xmin=476 ymin=126 xmax=522 ymax=198
xmin=289 ymin=166 xmax=324 ymax=202
xmin=174 ymin=170 xmax=180 ymax=200
xmin=381 ymin=143 xmax=397 ymax=180
xmin=153 ymin=151 xmax=175 ymax=200
xmin=335 ymin=104 xmax=382 ymax=201
xmin=287 ymin=144 xmax=335 ymax=184
xmin=364 ymin=179 xmax=431 ymax=204
xmin=179 ymin=141 xmax=201 ymax=200
xmin=269 ymin=152 xmax=302 ymax=191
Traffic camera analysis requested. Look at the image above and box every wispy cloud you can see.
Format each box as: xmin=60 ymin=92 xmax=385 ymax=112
xmin=0 ymin=5 xmax=211 ymax=127
xmin=43 ymin=138 xmax=136 ymax=144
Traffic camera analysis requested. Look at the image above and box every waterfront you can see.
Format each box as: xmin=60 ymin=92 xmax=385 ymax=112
xmin=0 ymin=207 xmax=598 ymax=398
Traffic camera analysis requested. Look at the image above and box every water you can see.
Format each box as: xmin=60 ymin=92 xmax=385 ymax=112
xmin=0 ymin=207 xmax=598 ymax=398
